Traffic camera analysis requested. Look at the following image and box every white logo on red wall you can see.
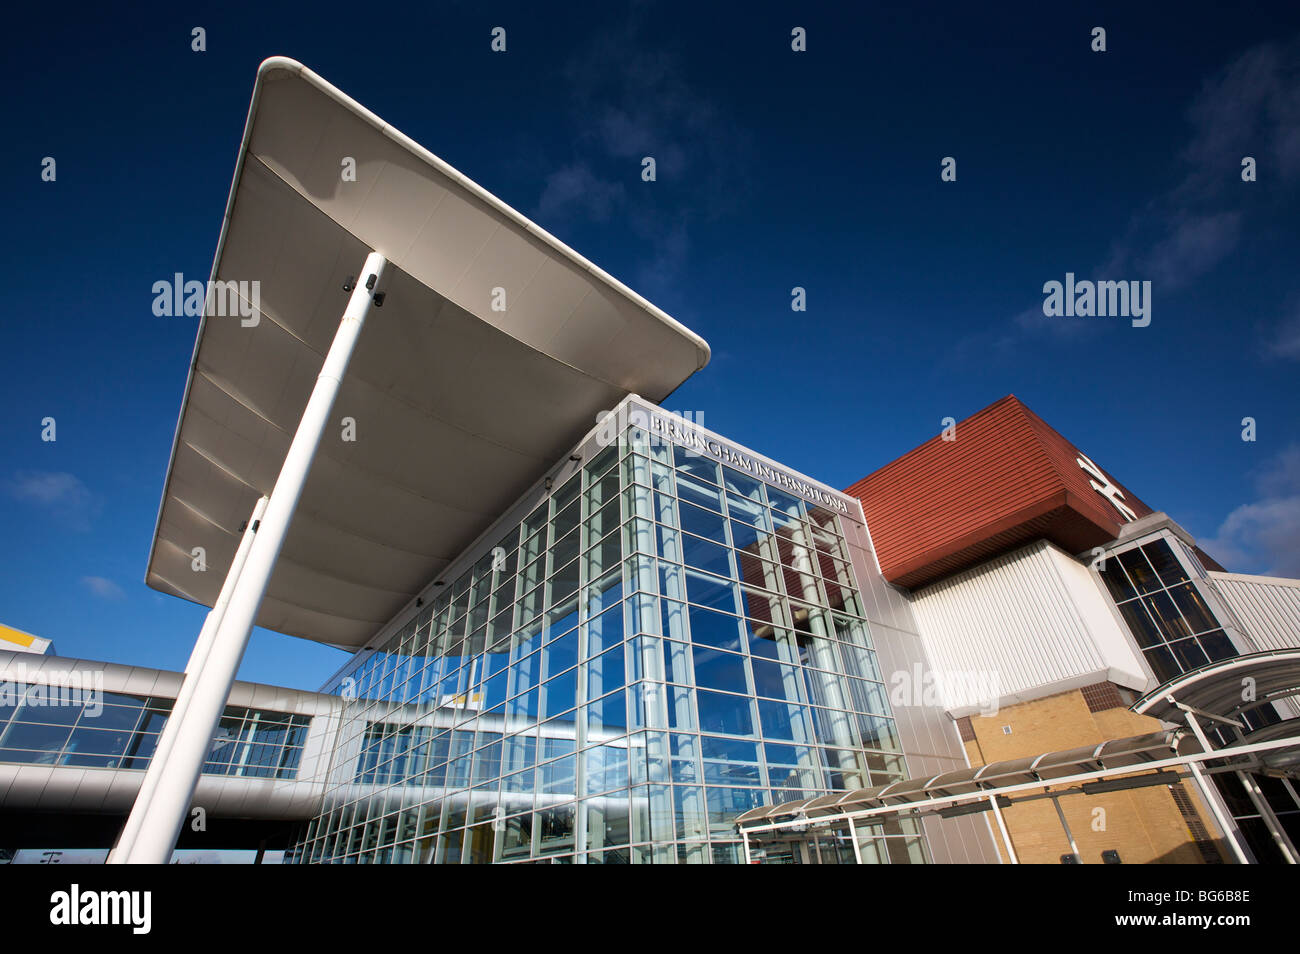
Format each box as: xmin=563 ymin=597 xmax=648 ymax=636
xmin=1076 ymin=453 xmax=1137 ymax=523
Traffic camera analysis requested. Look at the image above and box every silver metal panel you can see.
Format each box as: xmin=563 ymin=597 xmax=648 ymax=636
xmin=145 ymin=58 xmax=710 ymax=649
xmin=1208 ymin=572 xmax=1300 ymax=652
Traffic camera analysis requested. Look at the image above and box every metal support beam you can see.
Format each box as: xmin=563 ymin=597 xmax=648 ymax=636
xmin=737 ymin=735 xmax=1299 ymax=841
xmin=1171 ymin=700 xmax=1244 ymax=729
xmin=116 ymin=251 xmax=388 ymax=865
xmin=847 ymin=818 xmax=863 ymax=865
xmin=1179 ymin=708 xmax=1255 ymax=865
xmin=1236 ymin=771 xmax=1298 ymax=864
xmin=987 ymin=794 xmax=1018 ymax=864
xmin=1050 ymin=795 xmax=1079 ymax=859
xmin=109 ymin=495 xmax=268 ymax=863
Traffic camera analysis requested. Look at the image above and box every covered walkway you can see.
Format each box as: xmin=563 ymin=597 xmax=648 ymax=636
xmin=736 ymin=651 xmax=1300 ymax=863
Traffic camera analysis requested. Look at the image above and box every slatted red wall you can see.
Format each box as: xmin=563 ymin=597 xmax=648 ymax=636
xmin=844 ymin=395 xmax=1154 ymax=589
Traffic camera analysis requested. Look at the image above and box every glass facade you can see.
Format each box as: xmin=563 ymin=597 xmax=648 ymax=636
xmin=0 ymin=686 xmax=310 ymax=779
xmin=292 ymin=414 xmax=921 ymax=864
xmin=1098 ymin=538 xmax=1238 ymax=683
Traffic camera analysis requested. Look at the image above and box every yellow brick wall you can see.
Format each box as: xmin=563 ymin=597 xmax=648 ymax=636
xmin=963 ymin=688 xmax=1227 ymax=864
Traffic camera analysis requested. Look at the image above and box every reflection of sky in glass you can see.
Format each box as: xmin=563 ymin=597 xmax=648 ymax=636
xmin=296 ymin=422 xmax=918 ymax=864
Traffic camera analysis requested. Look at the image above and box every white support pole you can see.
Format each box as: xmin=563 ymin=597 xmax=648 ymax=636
xmin=847 ymin=818 xmax=864 ymax=865
xmin=1235 ymin=771 xmax=1298 ymax=864
xmin=987 ymin=795 xmax=1018 ymax=864
xmin=1282 ymin=777 xmax=1300 ymax=813
xmin=109 ymin=495 xmax=268 ymax=863
xmin=1187 ymin=763 xmax=1253 ymax=864
xmin=1180 ymin=707 xmax=1255 ymax=865
xmin=120 ymin=251 xmax=387 ymax=865
xmin=741 ymin=829 xmax=752 ymax=864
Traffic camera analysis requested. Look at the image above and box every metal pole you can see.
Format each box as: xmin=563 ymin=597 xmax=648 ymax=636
xmin=741 ymin=829 xmax=752 ymax=864
xmin=1236 ymin=771 xmax=1298 ymax=864
xmin=120 ymin=251 xmax=387 ymax=864
xmin=847 ymin=818 xmax=864 ymax=865
xmin=987 ymin=795 xmax=1019 ymax=864
xmin=1180 ymin=708 xmax=1254 ymax=865
xmin=1282 ymin=777 xmax=1300 ymax=812
xmin=109 ymin=495 xmax=268 ymax=863
xmin=1186 ymin=763 xmax=1252 ymax=864
xmin=1050 ymin=794 xmax=1079 ymax=859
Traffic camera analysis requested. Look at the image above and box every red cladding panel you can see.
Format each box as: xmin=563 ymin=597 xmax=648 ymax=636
xmin=845 ymin=395 xmax=1153 ymax=589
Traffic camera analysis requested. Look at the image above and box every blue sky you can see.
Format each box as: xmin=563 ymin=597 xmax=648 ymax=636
xmin=2 ymin=2 xmax=1298 ymax=690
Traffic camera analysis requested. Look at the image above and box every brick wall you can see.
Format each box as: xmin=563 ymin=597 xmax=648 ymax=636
xmin=962 ymin=686 xmax=1226 ymax=864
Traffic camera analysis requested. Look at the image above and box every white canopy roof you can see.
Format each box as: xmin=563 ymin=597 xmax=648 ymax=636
xmin=146 ymin=57 xmax=710 ymax=649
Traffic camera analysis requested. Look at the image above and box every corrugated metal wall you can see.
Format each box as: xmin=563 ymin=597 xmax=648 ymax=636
xmin=1207 ymin=572 xmax=1300 ymax=652
xmin=908 ymin=540 xmax=1147 ymax=714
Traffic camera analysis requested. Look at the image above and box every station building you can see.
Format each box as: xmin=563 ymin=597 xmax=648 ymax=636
xmin=1 ymin=58 xmax=1297 ymax=864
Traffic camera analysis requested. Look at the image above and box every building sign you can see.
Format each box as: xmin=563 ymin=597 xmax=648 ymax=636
xmin=1076 ymin=453 xmax=1137 ymax=522
xmin=641 ymin=410 xmax=851 ymax=514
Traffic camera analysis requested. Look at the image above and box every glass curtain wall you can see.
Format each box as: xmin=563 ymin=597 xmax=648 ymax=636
xmin=0 ymin=690 xmax=310 ymax=778
xmin=293 ymin=417 xmax=922 ymax=864
xmin=1097 ymin=537 xmax=1238 ymax=683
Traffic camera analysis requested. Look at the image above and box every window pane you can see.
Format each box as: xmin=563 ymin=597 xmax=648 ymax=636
xmin=680 ymin=533 xmax=733 ymax=578
xmin=0 ymin=720 xmax=73 ymax=754
xmin=1099 ymin=560 xmax=1137 ymax=603
xmin=1168 ymin=583 xmax=1218 ymax=635
xmin=63 ymin=725 xmax=135 ymax=760
xmin=720 ymin=467 xmax=764 ymax=503
xmin=678 ymin=501 xmax=727 ymax=543
xmin=1145 ymin=591 xmax=1193 ymax=641
xmin=1143 ymin=645 xmax=1181 ymax=683
xmin=685 ymin=604 xmax=745 ymax=652
xmin=585 ymin=645 xmax=626 ymax=701
xmin=584 ymin=603 xmax=624 ymax=658
xmin=1117 ymin=549 xmax=1161 ymax=595
xmin=1197 ymin=629 xmax=1237 ymax=663
xmin=684 ymin=569 xmax=739 ymax=615
xmin=552 ymin=528 xmax=580 ymax=571
xmin=673 ymin=445 xmax=718 ymax=484
xmin=1168 ymin=637 xmax=1209 ymax=672
xmin=553 ymin=498 xmax=581 ymax=539
xmin=691 ymin=647 xmax=749 ymax=695
xmin=586 ymin=689 xmax=627 ymax=736
xmin=696 ymin=690 xmax=754 ymax=736
xmin=1116 ymin=600 xmax=1163 ymax=649
xmin=1142 ymin=540 xmax=1189 ymax=587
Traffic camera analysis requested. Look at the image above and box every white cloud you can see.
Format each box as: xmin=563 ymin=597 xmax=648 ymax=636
xmin=81 ymin=576 xmax=125 ymax=601
xmin=532 ymin=13 xmax=753 ymax=296
xmin=1268 ymin=297 xmax=1300 ymax=360
xmin=1105 ymin=36 xmax=1300 ymax=288
xmin=6 ymin=471 xmax=99 ymax=531
xmin=537 ymin=163 xmax=625 ymax=223
xmin=1203 ymin=444 xmax=1300 ymax=578
xmin=956 ymin=34 xmax=1300 ymax=363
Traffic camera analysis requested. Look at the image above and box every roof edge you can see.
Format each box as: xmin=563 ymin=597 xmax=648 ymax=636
xmin=256 ymin=57 xmax=710 ymax=371
xmin=146 ymin=55 xmax=711 ymax=582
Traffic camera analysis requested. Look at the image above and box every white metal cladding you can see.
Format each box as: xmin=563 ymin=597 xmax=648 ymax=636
xmin=907 ymin=540 xmax=1149 ymax=715
xmin=1207 ymin=572 xmax=1300 ymax=652
xmin=146 ymin=58 xmax=710 ymax=650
